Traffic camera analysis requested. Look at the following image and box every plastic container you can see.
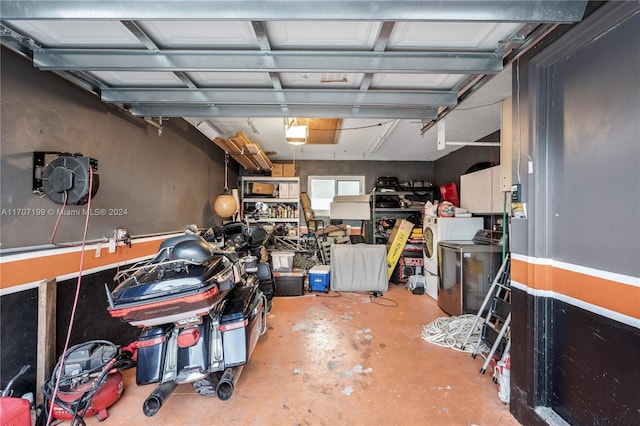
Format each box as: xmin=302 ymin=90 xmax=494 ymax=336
xmin=309 ymin=265 xmax=330 ymax=292
xmin=273 ymin=270 xmax=304 ymax=296
xmin=271 ymin=251 xmax=294 ymax=272
xmin=0 ymin=397 xmax=31 ymax=426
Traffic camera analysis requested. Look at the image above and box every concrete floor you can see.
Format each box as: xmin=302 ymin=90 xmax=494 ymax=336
xmin=82 ymin=284 xmax=519 ymax=426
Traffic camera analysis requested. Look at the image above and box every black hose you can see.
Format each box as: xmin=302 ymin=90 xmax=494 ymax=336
xmin=142 ymin=381 xmax=178 ymax=417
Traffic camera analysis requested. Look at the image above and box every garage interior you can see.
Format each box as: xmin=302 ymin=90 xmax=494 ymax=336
xmin=1 ymin=2 xmax=638 ymax=426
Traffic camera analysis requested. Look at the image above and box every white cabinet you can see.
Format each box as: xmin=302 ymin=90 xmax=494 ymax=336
xmin=460 ymin=166 xmax=506 ymax=214
xmin=240 ymin=176 xmax=301 ymax=236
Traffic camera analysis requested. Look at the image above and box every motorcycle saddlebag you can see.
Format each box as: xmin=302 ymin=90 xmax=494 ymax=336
xmin=135 ymin=326 xmax=168 ymax=385
xmin=219 ymin=286 xmax=265 ymax=367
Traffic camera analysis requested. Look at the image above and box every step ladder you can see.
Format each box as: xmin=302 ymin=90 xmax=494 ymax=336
xmin=461 ymin=253 xmax=511 ymax=374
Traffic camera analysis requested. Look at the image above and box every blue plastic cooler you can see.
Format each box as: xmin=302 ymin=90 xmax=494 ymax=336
xmin=309 ymin=265 xmax=330 ymax=292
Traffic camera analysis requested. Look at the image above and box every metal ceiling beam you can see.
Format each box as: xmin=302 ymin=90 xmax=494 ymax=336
xmin=33 ymin=50 xmax=503 ymax=74
xmin=127 ymin=105 xmax=438 ymax=120
xmin=119 ymin=20 xmax=199 ymax=89
xmin=0 ymin=1 xmax=588 ymax=23
xmin=102 ymin=88 xmax=457 ymax=107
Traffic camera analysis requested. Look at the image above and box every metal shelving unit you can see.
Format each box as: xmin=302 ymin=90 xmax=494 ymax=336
xmin=240 ymin=176 xmax=301 ymax=237
xmin=370 ymin=189 xmax=433 ymax=244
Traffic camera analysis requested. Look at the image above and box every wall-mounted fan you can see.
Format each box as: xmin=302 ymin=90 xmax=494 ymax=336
xmin=33 ymin=152 xmax=99 ymax=205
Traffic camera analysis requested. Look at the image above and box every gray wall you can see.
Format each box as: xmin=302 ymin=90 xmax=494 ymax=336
xmin=292 ymin=160 xmax=435 ymax=193
xmin=1 ymin=48 xmax=234 ymax=249
xmin=433 ymin=131 xmax=501 ymax=188
xmin=509 ymin=3 xmax=640 ymax=425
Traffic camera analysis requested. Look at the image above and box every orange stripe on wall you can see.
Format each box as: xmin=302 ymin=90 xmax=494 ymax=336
xmin=0 ymin=240 xmax=160 ymax=291
xmin=512 ymin=258 xmax=639 ymax=319
xmin=552 ymin=268 xmax=639 ymax=319
xmin=512 ymin=259 xmax=551 ymax=291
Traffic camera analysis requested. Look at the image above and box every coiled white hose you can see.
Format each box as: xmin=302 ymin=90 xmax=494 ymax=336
xmin=421 ymin=314 xmax=489 ymax=354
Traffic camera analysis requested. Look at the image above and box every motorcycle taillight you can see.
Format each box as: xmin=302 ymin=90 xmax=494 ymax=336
xmin=177 ymin=327 xmax=201 ymax=348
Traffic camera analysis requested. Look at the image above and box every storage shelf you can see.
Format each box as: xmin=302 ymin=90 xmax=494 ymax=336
xmin=242 ymin=176 xmax=299 ymax=182
xmin=370 ymin=188 xmax=434 ymax=244
xmin=375 ymin=207 xmax=423 ymax=213
xmin=243 ymin=197 xmax=299 ymax=203
xmin=241 ymin=176 xmax=301 ymax=237
xmin=252 ymin=218 xmax=299 ymax=223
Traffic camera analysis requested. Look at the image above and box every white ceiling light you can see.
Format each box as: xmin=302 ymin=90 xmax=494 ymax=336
xmin=284 ymin=117 xmax=308 ymax=145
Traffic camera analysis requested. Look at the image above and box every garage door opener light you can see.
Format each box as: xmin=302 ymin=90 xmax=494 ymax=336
xmin=284 ymin=117 xmax=308 ymax=145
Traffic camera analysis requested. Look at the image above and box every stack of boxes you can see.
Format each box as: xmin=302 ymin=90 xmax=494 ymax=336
xmin=271 ymin=251 xmax=305 ymax=296
xmin=271 ymin=163 xmax=296 ymax=177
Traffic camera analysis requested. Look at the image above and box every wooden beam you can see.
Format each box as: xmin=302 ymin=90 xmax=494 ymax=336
xmin=37 ymin=278 xmax=56 ymax=406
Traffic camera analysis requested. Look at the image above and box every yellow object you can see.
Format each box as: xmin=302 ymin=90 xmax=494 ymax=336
xmin=385 ymin=219 xmax=414 ymax=279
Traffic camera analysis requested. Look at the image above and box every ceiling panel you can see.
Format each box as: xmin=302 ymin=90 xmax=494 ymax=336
xmin=5 ymin=20 xmax=143 ymax=47
xmin=370 ymin=73 xmax=465 ymax=90
xmin=189 ymin=71 xmax=273 ymax=88
xmin=280 ymin=72 xmax=364 ymax=89
xmin=266 ymin=21 xmax=381 ymax=49
xmin=388 ymin=22 xmax=522 ymax=50
xmin=0 ymin=1 xmax=589 ymax=162
xmin=138 ymin=20 xmax=259 ymax=48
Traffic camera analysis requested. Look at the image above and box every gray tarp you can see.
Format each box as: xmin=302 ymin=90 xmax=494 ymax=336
xmin=330 ymin=244 xmax=388 ymax=292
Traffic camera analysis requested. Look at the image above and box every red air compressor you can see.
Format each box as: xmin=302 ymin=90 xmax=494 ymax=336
xmin=41 ymin=341 xmax=130 ymax=424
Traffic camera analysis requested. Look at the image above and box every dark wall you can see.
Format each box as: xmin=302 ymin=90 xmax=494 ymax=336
xmin=544 ymin=8 xmax=639 ymax=424
xmin=509 ymin=3 xmax=640 ymax=425
xmin=0 ymin=267 xmax=138 ymax=398
xmin=0 ymin=288 xmax=38 ymax=398
xmin=551 ymin=299 xmax=639 ymax=424
xmin=0 ymin=47 xmax=235 ymax=249
xmin=0 ymin=46 xmax=233 ymax=398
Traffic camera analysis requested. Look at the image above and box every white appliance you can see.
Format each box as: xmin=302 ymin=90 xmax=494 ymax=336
xmin=422 ymin=215 xmax=483 ymax=300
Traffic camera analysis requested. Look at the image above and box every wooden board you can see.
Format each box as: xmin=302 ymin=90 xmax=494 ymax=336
xmin=37 ymin=278 xmax=56 ymax=406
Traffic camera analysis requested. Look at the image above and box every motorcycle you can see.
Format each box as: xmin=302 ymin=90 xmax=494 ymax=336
xmin=105 ymin=221 xmax=274 ymax=417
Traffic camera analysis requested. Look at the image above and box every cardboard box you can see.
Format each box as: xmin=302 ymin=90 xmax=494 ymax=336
xmin=271 ymin=164 xmax=284 ymax=177
xmin=385 ymin=219 xmax=414 ymax=279
xmin=301 ymin=192 xmax=311 ymax=208
xmin=251 ymin=182 xmax=275 ymax=195
xmin=278 ymin=183 xmax=290 ymax=199
xmin=288 ymin=183 xmax=300 ymax=199
xmin=283 ymin=163 xmax=295 ymax=177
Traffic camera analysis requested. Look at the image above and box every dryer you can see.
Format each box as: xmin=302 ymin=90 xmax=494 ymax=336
xmin=422 ymin=216 xmax=483 ymax=300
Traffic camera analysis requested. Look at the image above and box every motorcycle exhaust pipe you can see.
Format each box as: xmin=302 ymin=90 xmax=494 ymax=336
xmin=216 ymin=366 xmax=244 ymax=401
xmin=142 ymin=381 xmax=178 ymax=417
